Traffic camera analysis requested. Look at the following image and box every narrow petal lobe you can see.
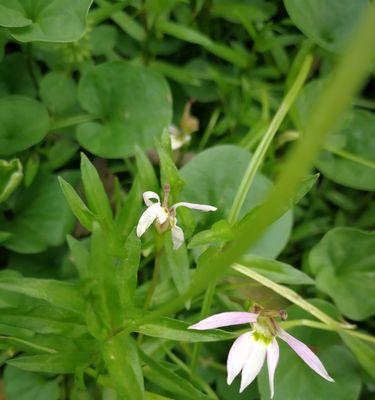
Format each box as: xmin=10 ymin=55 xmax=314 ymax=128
xmin=172 ymin=202 xmax=217 ymax=212
xmin=136 ymin=203 xmax=161 ymax=237
xmin=267 ymin=339 xmax=279 ymax=398
xmin=171 ymin=224 xmax=185 ymax=249
xmin=227 ymin=332 xmax=254 ymax=385
xmin=278 ymin=328 xmax=334 ymax=382
xmin=240 ymin=339 xmax=267 ymax=393
xmin=188 ymin=312 xmax=257 ymax=330
xmin=143 ymin=191 xmax=161 ymax=207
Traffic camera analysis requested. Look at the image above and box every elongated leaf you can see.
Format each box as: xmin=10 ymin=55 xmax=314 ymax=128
xmin=240 ymin=255 xmax=314 ymax=285
xmin=59 ymin=177 xmax=95 ymax=231
xmin=0 ymin=278 xmax=85 ymax=315
xmin=67 ymin=235 xmax=90 ymax=280
xmin=80 ymin=153 xmax=113 ymax=227
xmin=7 ymin=352 xmax=91 ymax=374
xmin=135 ymin=145 xmax=159 ymax=193
xmin=103 ymin=334 xmax=144 ymax=400
xmin=140 ymin=349 xmax=210 ymax=400
xmin=0 ymin=158 xmax=23 ymax=203
xmin=118 ymin=231 xmax=141 ymax=309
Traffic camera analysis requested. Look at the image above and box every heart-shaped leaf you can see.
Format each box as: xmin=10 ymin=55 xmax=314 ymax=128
xmin=0 ymin=96 xmax=49 ymax=156
xmin=180 ymin=145 xmax=292 ymax=258
xmin=0 ymin=158 xmax=23 ymax=203
xmin=309 ymin=228 xmax=375 ymax=320
xmin=77 ymin=61 xmax=172 ymax=158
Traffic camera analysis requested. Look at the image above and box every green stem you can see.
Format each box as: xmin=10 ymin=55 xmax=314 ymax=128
xmin=50 ymin=114 xmax=97 ymax=130
xmin=89 ymin=0 xmax=128 ymax=25
xmin=142 ymin=234 xmax=165 ymax=311
xmin=324 ymin=144 xmax=375 ymax=169
xmin=198 ymin=108 xmax=220 ymax=151
xmin=190 ymin=280 xmax=217 ymax=373
xmin=228 ymin=54 xmax=313 ymax=224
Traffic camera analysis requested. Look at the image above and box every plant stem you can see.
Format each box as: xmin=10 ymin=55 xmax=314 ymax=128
xmin=228 ymin=54 xmax=313 ymax=224
xmin=324 ymin=144 xmax=375 ymax=169
xmin=50 ymin=114 xmax=97 ymax=130
xmin=190 ymin=280 xmax=217 ymax=373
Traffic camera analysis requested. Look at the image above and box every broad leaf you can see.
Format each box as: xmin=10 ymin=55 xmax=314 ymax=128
xmin=3 ymin=366 xmax=60 ymax=400
xmin=77 ymin=61 xmax=172 ymax=158
xmin=0 ymin=95 xmax=49 ymax=156
xmin=180 ymin=145 xmax=292 ymax=258
xmin=4 ymin=0 xmax=93 ymax=43
xmin=2 ymin=171 xmax=79 ymax=253
xmin=284 ymin=0 xmax=368 ymax=52
xmin=309 ymin=228 xmax=375 ymax=320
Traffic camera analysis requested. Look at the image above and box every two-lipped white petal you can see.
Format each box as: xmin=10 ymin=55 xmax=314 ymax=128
xmin=278 ymin=328 xmax=334 ymax=382
xmin=267 ymin=339 xmax=279 ymax=398
xmin=240 ymin=339 xmax=267 ymax=393
xmin=227 ymin=332 xmax=254 ymax=385
xmin=188 ymin=312 xmax=257 ymax=330
xmin=172 ymin=202 xmax=217 ymax=212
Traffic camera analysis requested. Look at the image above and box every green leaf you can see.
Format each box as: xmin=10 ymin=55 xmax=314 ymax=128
xmin=180 ymin=145 xmax=292 ymax=258
xmin=295 ymin=81 xmax=375 ymax=190
xmin=140 ymin=349 xmax=210 ymax=400
xmin=135 ymin=145 xmax=159 ymax=193
xmin=24 ymin=153 xmax=39 ymax=187
xmin=5 ymin=0 xmax=93 ymax=43
xmin=3 ymin=365 xmax=60 ymax=400
xmin=317 ymin=110 xmax=375 ymax=190
xmin=162 ymin=232 xmax=191 ymax=307
xmin=340 ymin=333 xmax=375 ymax=380
xmin=284 ymin=0 xmax=368 ymax=52
xmin=157 ymin=139 xmax=185 ymax=200
xmin=118 ymin=230 xmax=141 ymax=309
xmin=136 ymin=316 xmax=235 ymax=342
xmin=2 ymin=171 xmax=78 ymax=254
xmin=157 ymin=20 xmax=250 ymax=68
xmin=0 ymin=277 xmax=85 ymax=314
xmin=0 ymin=4 xmax=31 ymax=27
xmin=67 ymin=235 xmax=90 ymax=280
xmin=59 ymin=176 xmax=95 ymax=231
xmin=80 ymin=153 xmax=113 ymax=228
xmin=0 ymin=96 xmax=49 ymax=156
xmin=309 ymin=227 xmax=375 ymax=321
xmin=239 ymin=255 xmax=314 ymax=285
xmin=90 ymin=224 xmax=122 ymax=327
xmin=188 ymin=219 xmax=234 ymax=248
xmin=0 ymin=158 xmax=23 ymax=203
xmin=89 ymin=24 xmax=118 ymax=56
xmin=103 ymin=334 xmax=144 ymax=400
xmin=40 ymin=71 xmax=77 ymax=116
xmin=7 ymin=352 xmax=91 ymax=374
xmin=77 ymin=61 xmax=172 ymax=158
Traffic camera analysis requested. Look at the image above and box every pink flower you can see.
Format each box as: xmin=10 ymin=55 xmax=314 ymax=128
xmin=189 ymin=311 xmax=334 ymax=398
xmin=136 ymin=188 xmax=217 ymax=249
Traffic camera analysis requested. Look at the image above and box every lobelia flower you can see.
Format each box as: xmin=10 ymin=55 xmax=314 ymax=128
xmin=136 ymin=184 xmax=217 ymax=249
xmin=189 ymin=308 xmax=334 ymax=398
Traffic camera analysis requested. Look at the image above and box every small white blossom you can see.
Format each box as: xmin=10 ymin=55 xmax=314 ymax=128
xmin=136 ymin=187 xmax=217 ymax=249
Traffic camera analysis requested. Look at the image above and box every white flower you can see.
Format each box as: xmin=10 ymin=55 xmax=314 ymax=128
xmin=136 ymin=188 xmax=217 ymax=249
xmin=169 ymin=124 xmax=191 ymax=150
xmin=189 ymin=311 xmax=334 ymax=398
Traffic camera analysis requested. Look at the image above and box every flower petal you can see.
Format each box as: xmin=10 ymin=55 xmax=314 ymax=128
xmin=136 ymin=203 xmax=161 ymax=237
xmin=188 ymin=312 xmax=257 ymax=330
xmin=171 ymin=224 xmax=185 ymax=249
xmin=227 ymin=332 xmax=254 ymax=385
xmin=240 ymin=339 xmax=267 ymax=393
xmin=143 ymin=191 xmax=160 ymax=207
xmin=172 ymin=202 xmax=217 ymax=212
xmin=278 ymin=328 xmax=334 ymax=382
xmin=267 ymin=339 xmax=279 ymax=399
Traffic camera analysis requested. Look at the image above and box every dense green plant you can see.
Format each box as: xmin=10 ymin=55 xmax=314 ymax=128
xmin=0 ymin=1 xmax=374 ymax=399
